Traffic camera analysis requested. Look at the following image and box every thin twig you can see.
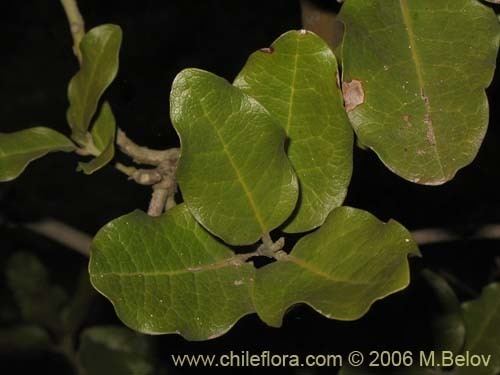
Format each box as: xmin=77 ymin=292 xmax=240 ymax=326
xmin=60 ymin=0 xmax=85 ymax=65
xmin=476 ymin=224 xmax=500 ymax=240
xmin=411 ymin=228 xmax=460 ymax=246
xmin=58 ymin=0 xmax=178 ymax=217
xmin=117 ymin=129 xmax=180 ymax=166
xmin=25 ymin=219 xmax=91 ymax=257
xmin=114 ymin=162 xmax=136 ymax=177
xmin=115 ymin=162 xmax=163 ymax=185
xmin=413 ymin=224 xmax=500 ymax=245
xmin=116 ymin=130 xmax=180 ymax=215
xmin=147 ymin=166 xmax=177 ymax=216
xmin=148 ymin=188 xmax=170 ymax=217
xmin=258 ymin=234 xmax=285 ymax=258
xmin=117 ymin=159 xmax=177 ymax=215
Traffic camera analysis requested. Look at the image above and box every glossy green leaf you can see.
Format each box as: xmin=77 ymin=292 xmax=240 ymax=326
xmin=457 ymin=283 xmax=500 ymax=375
xmin=89 ymin=204 xmax=256 ymax=340
xmin=67 ymin=24 xmax=122 ymax=141
xmin=0 ymin=127 xmax=75 ymax=182
xmin=234 ymin=30 xmax=353 ymax=233
xmin=79 ymin=325 xmax=158 ymax=375
xmin=253 ymin=207 xmax=419 ymax=327
xmin=6 ymin=252 xmax=68 ymax=333
xmin=339 ymin=0 xmax=499 ymax=184
xmin=170 ymin=68 xmax=298 ymax=245
xmin=77 ymin=102 xmax=116 ymax=174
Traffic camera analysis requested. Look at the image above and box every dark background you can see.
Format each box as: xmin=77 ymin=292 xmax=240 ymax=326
xmin=0 ymin=0 xmax=499 ymax=374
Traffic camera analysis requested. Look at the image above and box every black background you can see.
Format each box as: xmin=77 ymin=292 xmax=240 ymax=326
xmin=0 ymin=1 xmax=499 ymax=374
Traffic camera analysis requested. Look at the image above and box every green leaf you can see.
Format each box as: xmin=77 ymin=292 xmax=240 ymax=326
xmin=6 ymin=252 xmax=68 ymax=333
xmin=457 ymin=283 xmax=500 ymax=375
xmin=77 ymin=102 xmax=116 ymax=174
xmin=67 ymin=24 xmax=122 ymax=141
xmin=339 ymin=0 xmax=499 ymax=184
xmin=0 ymin=127 xmax=75 ymax=182
xmin=79 ymin=325 xmax=157 ymax=375
xmin=253 ymin=207 xmax=419 ymax=327
xmin=89 ymin=204 xmax=256 ymax=340
xmin=170 ymin=68 xmax=298 ymax=245
xmin=234 ymin=30 xmax=353 ymax=233
xmin=419 ymin=270 xmax=465 ymax=354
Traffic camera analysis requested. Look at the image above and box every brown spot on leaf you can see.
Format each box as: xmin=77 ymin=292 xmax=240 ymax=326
xmin=420 ymin=89 xmax=436 ymax=146
xmin=259 ymin=47 xmax=274 ymax=54
xmin=403 ymin=114 xmax=412 ymax=127
xmin=342 ymin=80 xmax=365 ymax=112
xmin=426 ymin=125 xmax=436 ymax=146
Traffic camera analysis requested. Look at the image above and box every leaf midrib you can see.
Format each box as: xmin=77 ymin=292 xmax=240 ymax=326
xmin=73 ymin=30 xmax=114 ymax=130
xmin=198 ymin=94 xmax=268 ymax=236
xmin=284 ymin=36 xmax=300 ymax=135
xmin=92 ymin=255 xmax=245 ymax=278
xmin=399 ymin=0 xmax=446 ymax=180
xmin=286 ymin=254 xmax=369 ymax=286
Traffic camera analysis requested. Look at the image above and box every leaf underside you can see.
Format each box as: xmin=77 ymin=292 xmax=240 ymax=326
xmin=170 ymin=68 xmax=298 ymax=246
xmin=90 ymin=200 xmax=420 ymax=340
xmin=235 ymin=30 xmax=353 ymax=233
xmin=339 ymin=0 xmax=499 ymax=185
xmin=89 ymin=204 xmax=256 ymax=341
xmin=253 ymin=206 xmax=419 ymax=327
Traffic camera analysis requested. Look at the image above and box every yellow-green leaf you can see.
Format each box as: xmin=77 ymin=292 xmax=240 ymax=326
xmin=89 ymin=204 xmax=256 ymax=341
xmin=77 ymin=102 xmax=116 ymax=174
xmin=0 ymin=127 xmax=75 ymax=182
xmin=170 ymin=68 xmax=298 ymax=245
xmin=67 ymin=24 xmax=122 ymax=142
xmin=235 ymin=30 xmax=353 ymax=233
xmin=253 ymin=206 xmax=419 ymax=327
xmin=339 ymin=0 xmax=499 ymax=184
